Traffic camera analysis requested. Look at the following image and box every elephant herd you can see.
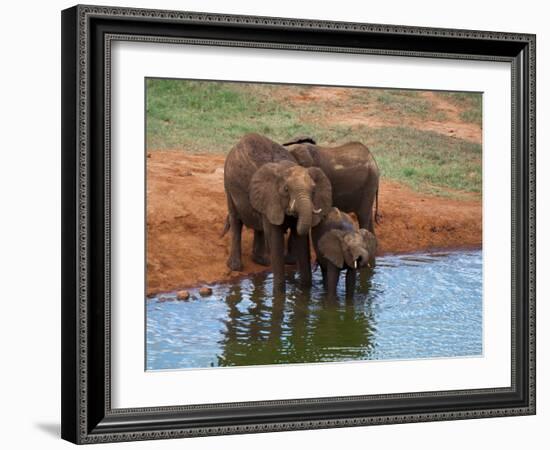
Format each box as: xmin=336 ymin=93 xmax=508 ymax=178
xmin=222 ymin=133 xmax=380 ymax=297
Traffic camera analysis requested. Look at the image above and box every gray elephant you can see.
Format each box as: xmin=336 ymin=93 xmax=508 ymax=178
xmin=223 ymin=133 xmax=332 ymax=292
xmin=312 ymin=207 xmax=377 ymax=298
xmin=283 ymin=136 xmax=380 ymax=233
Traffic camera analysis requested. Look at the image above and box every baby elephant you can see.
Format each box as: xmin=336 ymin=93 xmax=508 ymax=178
xmin=312 ymin=208 xmax=377 ymax=298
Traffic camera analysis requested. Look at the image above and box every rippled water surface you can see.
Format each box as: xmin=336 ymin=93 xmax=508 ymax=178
xmin=147 ymin=250 xmax=482 ymax=370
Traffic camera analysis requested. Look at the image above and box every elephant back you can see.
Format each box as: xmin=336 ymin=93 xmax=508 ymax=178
xmin=318 ymin=142 xmax=375 ymax=170
xmin=234 ymin=133 xmax=293 ymax=167
xmin=315 ymin=207 xmax=356 ymax=234
xmin=225 ymin=133 xmax=294 ymax=184
xmin=312 ymin=207 xmax=353 ymax=247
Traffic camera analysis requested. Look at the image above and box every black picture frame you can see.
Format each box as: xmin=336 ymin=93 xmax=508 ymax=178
xmin=61 ymin=4 xmax=536 ymax=444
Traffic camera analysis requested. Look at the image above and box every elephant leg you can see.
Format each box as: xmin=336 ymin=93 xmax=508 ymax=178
xmin=321 ymin=266 xmax=328 ymax=289
xmin=326 ymin=263 xmax=340 ymax=299
xmin=345 ymin=268 xmax=356 ymax=298
xmin=285 ymin=232 xmax=297 ymax=265
xmin=358 ymin=266 xmax=372 ymax=292
xmin=226 ymin=197 xmax=243 ymax=271
xmin=358 ymin=175 xmax=379 ymax=233
xmin=357 ymin=200 xmax=374 ymax=233
xmin=252 ymin=230 xmax=270 ymax=266
xmin=265 ymin=220 xmax=286 ymax=293
xmin=291 ymin=228 xmax=312 ymax=288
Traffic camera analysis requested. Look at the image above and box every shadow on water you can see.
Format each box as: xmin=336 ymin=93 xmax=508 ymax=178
xmin=216 ymin=270 xmax=376 ymax=367
xmin=146 ymin=250 xmax=483 ymax=370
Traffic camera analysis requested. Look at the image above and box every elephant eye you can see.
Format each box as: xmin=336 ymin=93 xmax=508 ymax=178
xmin=283 ymin=185 xmax=289 ymax=193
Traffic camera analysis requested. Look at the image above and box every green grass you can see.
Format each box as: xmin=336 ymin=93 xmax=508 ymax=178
xmin=371 ymin=90 xmax=431 ymax=118
xmin=343 ymin=88 xmax=436 ymax=121
xmin=438 ymin=91 xmax=483 ymax=126
xmin=146 ymin=79 xmax=482 ymax=195
xmin=364 ymin=127 xmax=481 ymax=194
xmin=146 ymin=79 xmax=309 ymax=151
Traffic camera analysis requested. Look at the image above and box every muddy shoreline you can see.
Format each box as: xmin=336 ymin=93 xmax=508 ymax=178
xmin=146 ymin=151 xmax=482 ymax=295
xmin=148 ymin=244 xmax=482 ymax=297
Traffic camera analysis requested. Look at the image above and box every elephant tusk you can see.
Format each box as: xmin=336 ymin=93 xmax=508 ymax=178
xmin=313 ymin=207 xmax=322 ymax=214
xmin=289 ymin=199 xmax=295 ymax=211
xmin=354 ymin=260 xmax=357 ymax=269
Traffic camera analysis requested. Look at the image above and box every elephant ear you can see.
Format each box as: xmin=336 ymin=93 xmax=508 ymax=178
xmin=308 ymin=167 xmax=332 ymax=227
xmin=319 ymin=230 xmax=345 ymax=269
xmin=282 ymin=135 xmax=317 ymax=146
xmin=359 ymin=228 xmax=378 ymax=256
xmin=249 ymin=163 xmax=286 ymax=225
xmin=289 ymin=145 xmax=315 ymax=167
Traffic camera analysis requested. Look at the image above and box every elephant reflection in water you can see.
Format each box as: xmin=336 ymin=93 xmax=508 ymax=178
xmin=216 ymin=272 xmax=378 ymax=367
xmin=217 ymin=276 xmax=285 ymax=367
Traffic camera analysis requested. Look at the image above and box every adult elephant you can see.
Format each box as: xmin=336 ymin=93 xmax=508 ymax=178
xmin=223 ymin=133 xmax=332 ymax=292
xmin=283 ymin=136 xmax=380 ymax=233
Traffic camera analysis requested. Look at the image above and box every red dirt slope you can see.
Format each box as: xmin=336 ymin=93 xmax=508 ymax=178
xmin=146 ymin=151 xmax=481 ymax=295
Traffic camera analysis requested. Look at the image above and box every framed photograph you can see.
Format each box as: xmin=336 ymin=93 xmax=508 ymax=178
xmin=61 ymin=4 xmax=536 ymax=444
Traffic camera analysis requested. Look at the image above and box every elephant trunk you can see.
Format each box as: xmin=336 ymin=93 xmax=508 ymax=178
xmin=295 ymin=194 xmax=313 ymax=236
xmin=346 ymin=247 xmax=369 ymax=269
xmin=357 ymin=248 xmax=370 ymax=267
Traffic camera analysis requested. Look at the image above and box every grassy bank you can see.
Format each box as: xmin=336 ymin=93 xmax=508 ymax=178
xmin=146 ymin=78 xmax=482 ymax=195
